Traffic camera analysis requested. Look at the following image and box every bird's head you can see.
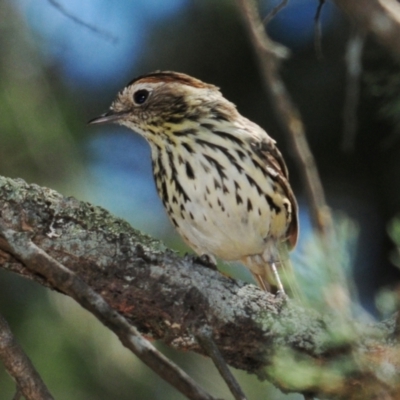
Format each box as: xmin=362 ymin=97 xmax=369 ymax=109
xmin=89 ymin=71 xmax=236 ymax=141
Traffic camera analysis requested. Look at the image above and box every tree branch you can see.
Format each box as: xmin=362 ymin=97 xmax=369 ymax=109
xmin=334 ymin=0 xmax=400 ymax=61
xmin=195 ymin=327 xmax=247 ymax=400
xmin=47 ymin=0 xmax=117 ymax=43
xmin=235 ymin=0 xmax=355 ymax=316
xmin=0 ymin=175 xmax=399 ymax=399
xmin=0 ymin=313 xmax=54 ymax=400
xmin=0 ymin=222 xmax=217 ymax=400
xmin=342 ymin=27 xmax=366 ymax=152
xmin=236 ymin=0 xmax=332 ymax=237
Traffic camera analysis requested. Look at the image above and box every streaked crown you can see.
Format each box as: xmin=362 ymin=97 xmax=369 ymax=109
xmin=89 ymin=71 xmax=239 ymax=140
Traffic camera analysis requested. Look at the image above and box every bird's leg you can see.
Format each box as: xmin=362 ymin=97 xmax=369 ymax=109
xmin=192 ymin=253 xmax=218 ymax=270
xmin=271 ymin=262 xmax=285 ymax=294
xmin=254 ymin=274 xmax=269 ymax=291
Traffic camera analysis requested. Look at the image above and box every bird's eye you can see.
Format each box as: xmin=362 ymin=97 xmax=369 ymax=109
xmin=133 ymin=89 xmax=149 ymax=105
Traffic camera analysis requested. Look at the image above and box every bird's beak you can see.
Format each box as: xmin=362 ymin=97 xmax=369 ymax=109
xmin=88 ymin=110 xmax=129 ymax=125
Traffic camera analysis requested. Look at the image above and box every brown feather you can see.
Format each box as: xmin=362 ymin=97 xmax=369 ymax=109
xmin=254 ymin=139 xmax=299 ymax=250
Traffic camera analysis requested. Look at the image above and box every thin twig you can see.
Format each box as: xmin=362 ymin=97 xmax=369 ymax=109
xmin=314 ymin=0 xmax=326 ymax=60
xmin=47 ymin=0 xmax=117 ymax=43
xmin=195 ymin=327 xmax=247 ymax=400
xmin=0 ymin=223 xmax=217 ymax=400
xmin=12 ymin=390 xmax=22 ymax=400
xmin=236 ymin=0 xmax=354 ymax=310
xmin=342 ymin=27 xmax=366 ymax=152
xmin=237 ymin=0 xmax=332 ymax=235
xmin=263 ymin=0 xmax=289 ymax=25
xmin=334 ymin=0 xmax=400 ymax=62
xmin=0 ymin=313 xmax=54 ymax=400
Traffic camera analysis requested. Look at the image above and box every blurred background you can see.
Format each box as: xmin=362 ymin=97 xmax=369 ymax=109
xmin=1 ymin=0 xmax=400 ymax=398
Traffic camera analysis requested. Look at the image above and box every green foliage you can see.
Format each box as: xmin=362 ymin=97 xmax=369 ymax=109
xmin=293 ymin=213 xmax=359 ymax=312
xmin=0 ymin=1 xmax=85 ymax=192
xmin=375 ymin=288 xmax=398 ymax=318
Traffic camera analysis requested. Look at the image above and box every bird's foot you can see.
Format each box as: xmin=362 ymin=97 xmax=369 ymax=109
xmin=274 ymin=289 xmax=288 ymax=301
xmin=191 ymin=253 xmax=218 ymax=270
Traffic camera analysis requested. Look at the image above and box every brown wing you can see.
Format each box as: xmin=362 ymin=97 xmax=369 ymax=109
xmin=253 ymin=138 xmax=299 ymax=250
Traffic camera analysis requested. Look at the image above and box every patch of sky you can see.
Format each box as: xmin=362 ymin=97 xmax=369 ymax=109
xmin=13 ymin=0 xmax=189 ymax=87
xmin=85 ymin=129 xmax=171 ymax=236
xmin=261 ymin=0 xmax=338 ymax=49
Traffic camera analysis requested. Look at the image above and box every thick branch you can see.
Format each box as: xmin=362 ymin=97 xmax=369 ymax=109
xmin=0 ymin=175 xmax=399 ymax=399
xmin=0 ymin=223 xmax=216 ymax=400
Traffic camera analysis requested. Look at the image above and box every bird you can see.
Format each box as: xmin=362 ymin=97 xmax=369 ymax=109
xmin=89 ymin=71 xmax=299 ymax=295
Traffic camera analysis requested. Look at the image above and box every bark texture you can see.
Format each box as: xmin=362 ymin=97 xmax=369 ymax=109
xmin=0 ymin=176 xmax=399 ymax=399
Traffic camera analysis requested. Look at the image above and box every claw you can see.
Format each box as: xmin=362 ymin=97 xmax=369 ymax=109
xmin=274 ymin=289 xmax=288 ymax=303
xmin=194 ymin=254 xmax=218 ymax=270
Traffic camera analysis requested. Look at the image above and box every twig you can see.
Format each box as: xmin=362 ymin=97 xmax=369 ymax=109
xmin=47 ymin=0 xmax=117 ymax=43
xmin=0 ymin=223 xmax=217 ymax=400
xmin=236 ymin=0 xmax=355 ymax=311
xmin=0 ymin=312 xmax=54 ymax=400
xmin=342 ymin=27 xmax=366 ymax=152
xmin=314 ymin=0 xmax=326 ymax=60
xmin=195 ymin=327 xmax=247 ymax=400
xmin=12 ymin=390 xmax=22 ymax=400
xmin=237 ymin=0 xmax=332 ymax=236
xmin=334 ymin=0 xmax=400 ymax=62
xmin=263 ymin=0 xmax=289 ymax=26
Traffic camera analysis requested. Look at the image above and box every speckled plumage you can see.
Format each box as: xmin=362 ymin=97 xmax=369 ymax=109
xmin=90 ymin=71 xmax=299 ymax=293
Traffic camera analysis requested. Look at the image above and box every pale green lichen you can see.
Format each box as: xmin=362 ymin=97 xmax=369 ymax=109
xmin=0 ymin=175 xmax=166 ymax=253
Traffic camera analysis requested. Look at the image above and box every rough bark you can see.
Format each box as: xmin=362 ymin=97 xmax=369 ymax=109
xmin=0 ymin=175 xmax=399 ymax=399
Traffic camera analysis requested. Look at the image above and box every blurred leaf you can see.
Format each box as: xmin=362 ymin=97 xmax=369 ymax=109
xmin=293 ymin=212 xmax=359 ymax=311
xmin=375 ymin=288 xmax=398 ymax=318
